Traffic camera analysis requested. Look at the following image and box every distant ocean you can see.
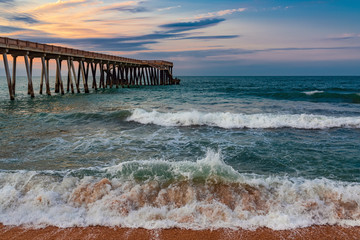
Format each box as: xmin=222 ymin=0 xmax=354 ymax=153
xmin=0 ymin=76 xmax=359 ymax=230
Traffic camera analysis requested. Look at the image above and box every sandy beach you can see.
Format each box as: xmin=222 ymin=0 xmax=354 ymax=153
xmin=1 ymin=224 xmax=360 ymax=240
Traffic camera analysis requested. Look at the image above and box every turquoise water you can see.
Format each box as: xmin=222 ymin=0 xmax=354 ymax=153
xmin=0 ymin=76 xmax=359 ymax=229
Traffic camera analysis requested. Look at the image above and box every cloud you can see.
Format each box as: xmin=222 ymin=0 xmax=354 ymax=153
xmin=0 ymin=25 xmax=27 ymax=33
xmin=327 ymin=33 xmax=360 ymax=40
xmin=260 ymin=46 xmax=360 ymax=52
xmin=157 ymin=5 xmax=181 ymax=11
xmin=195 ymin=8 xmax=246 ymax=19
xmin=32 ymin=0 xmax=90 ymax=13
xmin=133 ymin=48 xmax=253 ymax=59
xmin=105 ymin=6 xmax=148 ymax=13
xmin=131 ymin=46 xmax=360 ymax=60
xmin=180 ymin=35 xmax=239 ymax=40
xmin=7 ymin=13 xmax=40 ymax=24
xmin=0 ymin=0 xmax=15 ymax=5
xmin=102 ymin=1 xmax=149 ymax=13
xmin=20 ymin=31 xmax=186 ymax=51
xmin=160 ymin=18 xmax=225 ymax=33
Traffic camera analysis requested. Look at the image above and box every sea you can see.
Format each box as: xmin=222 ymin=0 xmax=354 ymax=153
xmin=0 ymin=76 xmax=359 ymax=230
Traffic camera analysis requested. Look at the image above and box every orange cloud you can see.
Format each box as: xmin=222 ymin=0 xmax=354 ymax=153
xmin=32 ymin=0 xmax=92 ymax=12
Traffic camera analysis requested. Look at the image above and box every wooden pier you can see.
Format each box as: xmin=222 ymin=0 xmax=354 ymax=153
xmin=0 ymin=37 xmax=177 ymax=100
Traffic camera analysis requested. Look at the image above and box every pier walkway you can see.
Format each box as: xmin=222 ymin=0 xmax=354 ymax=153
xmin=0 ymin=37 xmax=176 ymax=100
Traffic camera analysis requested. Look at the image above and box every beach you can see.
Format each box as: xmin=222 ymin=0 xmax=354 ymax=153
xmin=1 ymin=224 xmax=360 ymax=240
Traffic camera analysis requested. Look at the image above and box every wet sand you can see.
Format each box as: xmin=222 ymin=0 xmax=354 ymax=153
xmin=1 ymin=224 xmax=360 ymax=240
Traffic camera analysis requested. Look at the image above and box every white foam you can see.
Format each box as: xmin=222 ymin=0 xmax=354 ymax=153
xmin=0 ymin=150 xmax=359 ymax=230
xmin=127 ymin=108 xmax=360 ymax=129
xmin=303 ymin=90 xmax=324 ymax=95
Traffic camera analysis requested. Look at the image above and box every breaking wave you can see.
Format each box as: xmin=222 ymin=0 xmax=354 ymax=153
xmin=302 ymin=90 xmax=324 ymax=95
xmin=0 ymin=150 xmax=359 ymax=230
xmin=127 ymin=109 xmax=360 ymax=129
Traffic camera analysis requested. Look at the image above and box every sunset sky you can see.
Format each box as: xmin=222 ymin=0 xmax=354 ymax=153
xmin=1 ymin=0 xmax=360 ymax=75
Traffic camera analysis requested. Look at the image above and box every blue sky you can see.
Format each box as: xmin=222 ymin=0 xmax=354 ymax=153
xmin=1 ymin=0 xmax=360 ymax=75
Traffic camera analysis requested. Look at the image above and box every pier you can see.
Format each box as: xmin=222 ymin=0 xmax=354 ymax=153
xmin=0 ymin=37 xmax=177 ymax=100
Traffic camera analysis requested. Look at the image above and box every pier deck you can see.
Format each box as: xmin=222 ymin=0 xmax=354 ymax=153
xmin=0 ymin=37 xmax=176 ymax=100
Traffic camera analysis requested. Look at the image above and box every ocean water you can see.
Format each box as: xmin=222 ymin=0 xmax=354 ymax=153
xmin=0 ymin=76 xmax=359 ymax=230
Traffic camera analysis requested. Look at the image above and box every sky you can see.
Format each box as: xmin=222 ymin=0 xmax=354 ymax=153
xmin=0 ymin=0 xmax=360 ymax=76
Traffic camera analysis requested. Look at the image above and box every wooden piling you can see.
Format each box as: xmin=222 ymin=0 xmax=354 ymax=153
xmin=46 ymin=58 xmax=51 ymax=94
xmin=70 ymin=59 xmax=80 ymax=93
xmin=56 ymin=57 xmax=64 ymax=95
xmin=11 ymin=55 xmax=16 ymax=96
xmin=55 ymin=58 xmax=60 ymax=93
xmin=153 ymin=68 xmax=157 ymax=85
xmin=2 ymin=53 xmax=14 ymax=100
xmin=114 ymin=64 xmax=119 ymax=88
xmin=118 ymin=65 xmax=123 ymax=88
xmin=67 ymin=58 xmax=74 ymax=94
xmin=128 ymin=67 xmax=132 ymax=87
xmin=99 ymin=63 xmax=103 ymax=89
xmin=24 ymin=54 xmax=35 ymax=98
xmin=125 ymin=66 xmax=129 ymax=87
xmin=80 ymin=60 xmax=89 ymax=93
xmin=41 ymin=56 xmax=51 ymax=96
xmin=153 ymin=68 xmax=156 ymax=85
xmin=110 ymin=63 xmax=114 ymax=88
xmin=85 ymin=62 xmax=90 ymax=90
xmin=140 ymin=67 xmax=145 ymax=86
xmin=24 ymin=55 xmax=35 ymax=98
xmin=145 ymin=67 xmax=150 ymax=86
xmin=134 ymin=67 xmax=138 ymax=86
xmin=40 ymin=58 xmax=44 ymax=94
xmin=131 ymin=66 xmax=134 ymax=86
xmin=149 ymin=67 xmax=153 ymax=85
xmin=91 ymin=62 xmax=98 ymax=90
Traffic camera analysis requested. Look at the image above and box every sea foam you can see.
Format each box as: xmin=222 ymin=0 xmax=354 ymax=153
xmin=0 ymin=150 xmax=359 ymax=230
xmin=127 ymin=109 xmax=360 ymax=129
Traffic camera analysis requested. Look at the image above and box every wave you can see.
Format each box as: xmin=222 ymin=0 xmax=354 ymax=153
xmin=127 ymin=109 xmax=360 ymax=129
xmin=302 ymin=90 xmax=324 ymax=95
xmin=250 ymin=91 xmax=360 ymax=103
xmin=0 ymin=109 xmax=132 ymax=126
xmin=302 ymin=92 xmax=360 ymax=103
xmin=0 ymin=150 xmax=359 ymax=230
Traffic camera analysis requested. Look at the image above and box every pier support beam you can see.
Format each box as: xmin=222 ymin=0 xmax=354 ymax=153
xmin=149 ymin=68 xmax=154 ymax=85
xmin=2 ymin=52 xmax=14 ymax=100
xmin=46 ymin=59 xmax=51 ymax=93
xmin=118 ymin=65 xmax=123 ymax=88
xmin=67 ymin=58 xmax=74 ymax=94
xmin=11 ymin=55 xmax=16 ymax=96
xmin=70 ymin=59 xmax=80 ymax=93
xmin=140 ymin=67 xmax=144 ymax=86
xmin=27 ymin=57 xmax=34 ymax=95
xmin=40 ymin=58 xmax=44 ymax=94
xmin=145 ymin=67 xmax=150 ymax=86
xmin=125 ymin=66 xmax=129 ymax=87
xmin=55 ymin=59 xmax=60 ymax=93
xmin=100 ymin=63 xmax=105 ymax=89
xmin=56 ymin=57 xmax=64 ymax=95
xmin=41 ymin=56 xmax=51 ymax=95
xmin=114 ymin=64 xmax=119 ymax=88
xmin=80 ymin=60 xmax=89 ymax=93
xmin=24 ymin=54 xmax=35 ymax=98
xmin=91 ymin=62 xmax=98 ymax=90
xmin=129 ymin=67 xmax=133 ymax=87
xmin=85 ymin=62 xmax=90 ymax=91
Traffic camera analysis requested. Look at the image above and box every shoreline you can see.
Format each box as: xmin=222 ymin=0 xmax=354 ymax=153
xmin=1 ymin=224 xmax=360 ymax=240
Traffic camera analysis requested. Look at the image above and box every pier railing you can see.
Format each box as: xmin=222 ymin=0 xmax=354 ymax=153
xmin=0 ymin=37 xmax=176 ymax=100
